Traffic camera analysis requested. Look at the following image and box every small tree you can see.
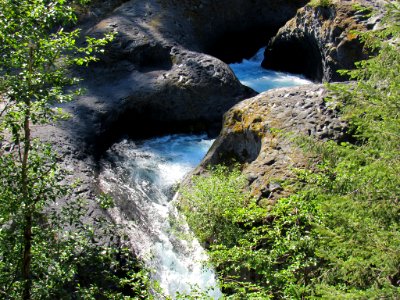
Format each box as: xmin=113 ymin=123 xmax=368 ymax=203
xmin=0 ymin=0 xmax=151 ymax=299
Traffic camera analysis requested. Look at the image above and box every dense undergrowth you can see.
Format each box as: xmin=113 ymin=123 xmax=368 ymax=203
xmin=180 ymin=2 xmax=400 ymax=299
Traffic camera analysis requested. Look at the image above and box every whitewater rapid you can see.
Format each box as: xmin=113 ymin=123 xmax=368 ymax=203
xmin=99 ymin=135 xmax=221 ymax=298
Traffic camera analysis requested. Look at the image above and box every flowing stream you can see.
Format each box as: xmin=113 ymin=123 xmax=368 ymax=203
xmin=99 ymin=47 xmax=311 ymax=299
xmin=99 ymin=135 xmax=220 ymax=298
xmin=230 ymin=47 xmax=311 ymax=92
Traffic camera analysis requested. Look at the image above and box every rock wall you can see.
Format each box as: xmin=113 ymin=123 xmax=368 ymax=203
xmin=262 ymin=1 xmax=379 ymax=82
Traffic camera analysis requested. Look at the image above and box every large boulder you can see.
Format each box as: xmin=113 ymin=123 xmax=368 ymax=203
xmin=65 ymin=46 xmax=256 ymax=154
xmin=195 ymin=84 xmax=347 ymax=201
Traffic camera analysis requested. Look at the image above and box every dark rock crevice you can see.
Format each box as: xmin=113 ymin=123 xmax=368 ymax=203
xmin=89 ymin=110 xmax=222 ymax=159
xmin=165 ymin=0 xmax=309 ymax=61
xmin=262 ymin=35 xmax=323 ymax=82
xmin=207 ymin=26 xmax=274 ymax=63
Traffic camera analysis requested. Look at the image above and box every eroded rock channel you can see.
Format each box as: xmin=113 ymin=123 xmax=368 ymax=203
xmin=31 ymin=0 xmax=379 ymax=298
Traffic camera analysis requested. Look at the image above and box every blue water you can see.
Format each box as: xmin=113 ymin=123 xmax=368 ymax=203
xmin=230 ymin=48 xmax=311 ymax=92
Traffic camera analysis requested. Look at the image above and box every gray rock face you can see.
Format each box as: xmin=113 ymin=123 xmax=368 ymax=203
xmin=262 ymin=1 xmax=379 ymax=82
xmin=67 ymin=47 xmax=256 ymax=154
xmin=196 ymin=84 xmax=347 ymax=201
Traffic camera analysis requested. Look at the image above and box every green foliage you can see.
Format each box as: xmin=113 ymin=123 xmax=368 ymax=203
xmin=175 ymin=286 xmax=217 ymax=300
xmin=302 ymin=2 xmax=400 ymax=297
xmin=180 ymin=2 xmax=400 ymax=299
xmin=0 ymin=0 xmax=113 ymax=132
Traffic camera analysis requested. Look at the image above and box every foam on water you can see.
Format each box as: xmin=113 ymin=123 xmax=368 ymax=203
xmin=230 ymin=47 xmax=312 ymax=92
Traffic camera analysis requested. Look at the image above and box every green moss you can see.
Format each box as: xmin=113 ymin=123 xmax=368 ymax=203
xmin=308 ymin=0 xmax=333 ymax=8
